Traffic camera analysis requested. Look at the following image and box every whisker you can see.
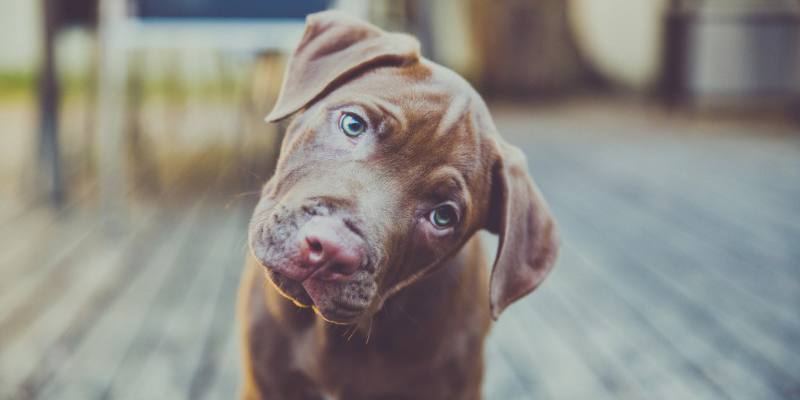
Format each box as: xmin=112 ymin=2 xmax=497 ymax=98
xmin=239 ymin=166 xmax=265 ymax=181
xmin=225 ymin=190 xmax=261 ymax=208
xmin=346 ymin=325 xmax=359 ymax=342
xmin=340 ymin=326 xmax=351 ymax=338
xmin=364 ymin=316 xmax=374 ymax=345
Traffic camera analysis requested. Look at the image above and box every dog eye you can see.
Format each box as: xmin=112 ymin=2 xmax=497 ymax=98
xmin=339 ymin=112 xmax=367 ymax=138
xmin=429 ymin=203 xmax=459 ymax=229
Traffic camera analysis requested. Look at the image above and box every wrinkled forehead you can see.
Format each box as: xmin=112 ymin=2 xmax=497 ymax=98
xmin=321 ymin=60 xmax=491 ymax=179
xmin=336 ymin=60 xmax=480 ymax=124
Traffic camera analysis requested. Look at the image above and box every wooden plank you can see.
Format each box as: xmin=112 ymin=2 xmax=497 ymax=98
xmin=0 ymin=213 xmax=99 ymax=346
xmin=186 ymin=209 xmax=249 ymax=399
xmin=577 ymin=134 xmax=800 ymax=282
xmin=480 ymin=233 xmax=612 ymax=400
xmin=479 ymin=233 xmax=541 ymax=399
xmin=0 ymin=208 xmax=155 ymax=398
xmin=33 ymin=201 xmax=209 ymax=400
xmin=200 ymin=323 xmax=242 ymax=400
xmin=551 ymin=248 xmax=725 ymax=399
xmin=482 ymin=339 xmax=533 ymax=399
xmin=499 ymin=114 xmax=800 ymax=231
xmin=0 ymin=199 xmax=31 ymax=228
xmin=119 ymin=208 xmax=245 ymax=399
xmin=490 ymin=288 xmax=613 ymax=399
xmin=527 ymin=128 xmax=800 ymax=285
xmin=546 ymin=192 xmax=792 ymax=400
xmin=0 ymin=208 xmax=61 ymax=272
xmin=520 ymin=282 xmax=656 ymax=399
xmin=531 ymin=143 xmax=800 ymax=339
xmin=542 ymin=152 xmax=800 ymax=351
xmin=96 ymin=209 xmax=235 ymax=399
xmin=41 ymin=141 xmax=241 ymax=397
xmin=0 ymin=174 xmax=98 ymax=241
xmin=495 ymin=121 xmax=799 ymax=399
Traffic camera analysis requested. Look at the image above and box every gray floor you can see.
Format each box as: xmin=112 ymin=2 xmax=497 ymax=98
xmin=1 ymin=104 xmax=798 ymax=399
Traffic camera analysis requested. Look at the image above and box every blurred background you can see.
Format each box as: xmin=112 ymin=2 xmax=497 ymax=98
xmin=0 ymin=0 xmax=798 ymax=399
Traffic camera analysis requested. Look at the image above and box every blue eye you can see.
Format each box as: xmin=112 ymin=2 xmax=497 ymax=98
xmin=339 ymin=113 xmax=367 ymax=138
xmin=429 ymin=203 xmax=459 ymax=228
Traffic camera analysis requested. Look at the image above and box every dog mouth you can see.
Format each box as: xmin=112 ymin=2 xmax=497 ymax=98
xmin=316 ymin=299 xmax=367 ymax=322
xmin=250 ymin=201 xmax=378 ymax=324
xmin=264 ymin=268 xmax=313 ymax=308
xmin=263 ymin=267 xmax=373 ymax=324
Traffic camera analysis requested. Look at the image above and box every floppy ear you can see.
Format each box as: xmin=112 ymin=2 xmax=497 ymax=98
xmin=487 ymin=140 xmax=559 ymax=319
xmin=265 ymin=10 xmax=421 ymax=122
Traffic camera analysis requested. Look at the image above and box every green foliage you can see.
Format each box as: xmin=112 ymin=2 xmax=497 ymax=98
xmin=0 ymin=71 xmax=34 ymax=100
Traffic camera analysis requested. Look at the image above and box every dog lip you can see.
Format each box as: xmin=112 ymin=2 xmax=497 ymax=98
xmin=321 ymin=304 xmax=365 ymax=321
xmin=331 ymin=299 xmax=367 ymax=312
xmin=263 ymin=268 xmax=313 ymax=305
xmin=306 ymin=262 xmax=371 ymax=282
xmin=272 ymin=277 xmax=366 ymax=317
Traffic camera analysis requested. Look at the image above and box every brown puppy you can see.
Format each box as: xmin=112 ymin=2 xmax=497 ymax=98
xmin=238 ymin=11 xmax=559 ymax=400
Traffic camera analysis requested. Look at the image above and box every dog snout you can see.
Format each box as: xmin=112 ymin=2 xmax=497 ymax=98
xmin=297 ymin=216 xmax=366 ymax=281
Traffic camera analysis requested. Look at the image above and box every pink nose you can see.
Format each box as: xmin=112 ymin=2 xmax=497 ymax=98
xmin=296 ymin=216 xmax=365 ymax=281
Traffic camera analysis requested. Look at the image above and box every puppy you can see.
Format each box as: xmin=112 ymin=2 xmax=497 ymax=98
xmin=239 ymin=11 xmax=559 ymax=400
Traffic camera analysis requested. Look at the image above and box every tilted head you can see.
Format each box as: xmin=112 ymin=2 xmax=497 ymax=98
xmin=249 ymin=11 xmax=558 ymax=324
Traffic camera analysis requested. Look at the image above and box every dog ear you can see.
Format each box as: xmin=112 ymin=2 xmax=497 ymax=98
xmin=265 ymin=11 xmax=420 ymax=122
xmin=486 ymin=139 xmax=559 ymax=319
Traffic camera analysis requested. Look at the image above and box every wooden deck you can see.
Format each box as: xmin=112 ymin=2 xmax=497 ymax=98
xmin=1 ymin=103 xmax=799 ymax=399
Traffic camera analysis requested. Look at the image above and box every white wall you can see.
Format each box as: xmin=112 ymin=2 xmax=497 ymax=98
xmin=568 ymin=0 xmax=668 ymax=91
xmin=0 ymin=0 xmax=41 ymax=70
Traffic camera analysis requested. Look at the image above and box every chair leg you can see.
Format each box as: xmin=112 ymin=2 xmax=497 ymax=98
xmin=37 ymin=0 xmax=64 ymax=206
xmin=95 ymin=0 xmax=130 ymax=225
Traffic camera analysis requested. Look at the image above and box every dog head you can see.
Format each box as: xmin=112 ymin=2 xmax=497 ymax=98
xmin=249 ymin=11 xmax=558 ymax=324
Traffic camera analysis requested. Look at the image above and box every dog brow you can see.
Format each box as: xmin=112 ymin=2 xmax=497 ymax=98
xmin=351 ymin=94 xmax=405 ymax=133
xmin=427 ymin=166 xmax=470 ymax=205
xmin=435 ymin=93 xmax=471 ymax=138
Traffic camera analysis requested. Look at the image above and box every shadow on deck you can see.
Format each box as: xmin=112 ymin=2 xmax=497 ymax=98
xmin=1 ymin=103 xmax=799 ymax=399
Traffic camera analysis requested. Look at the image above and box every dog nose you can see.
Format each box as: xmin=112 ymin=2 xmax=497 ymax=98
xmin=298 ymin=216 xmax=364 ymax=280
